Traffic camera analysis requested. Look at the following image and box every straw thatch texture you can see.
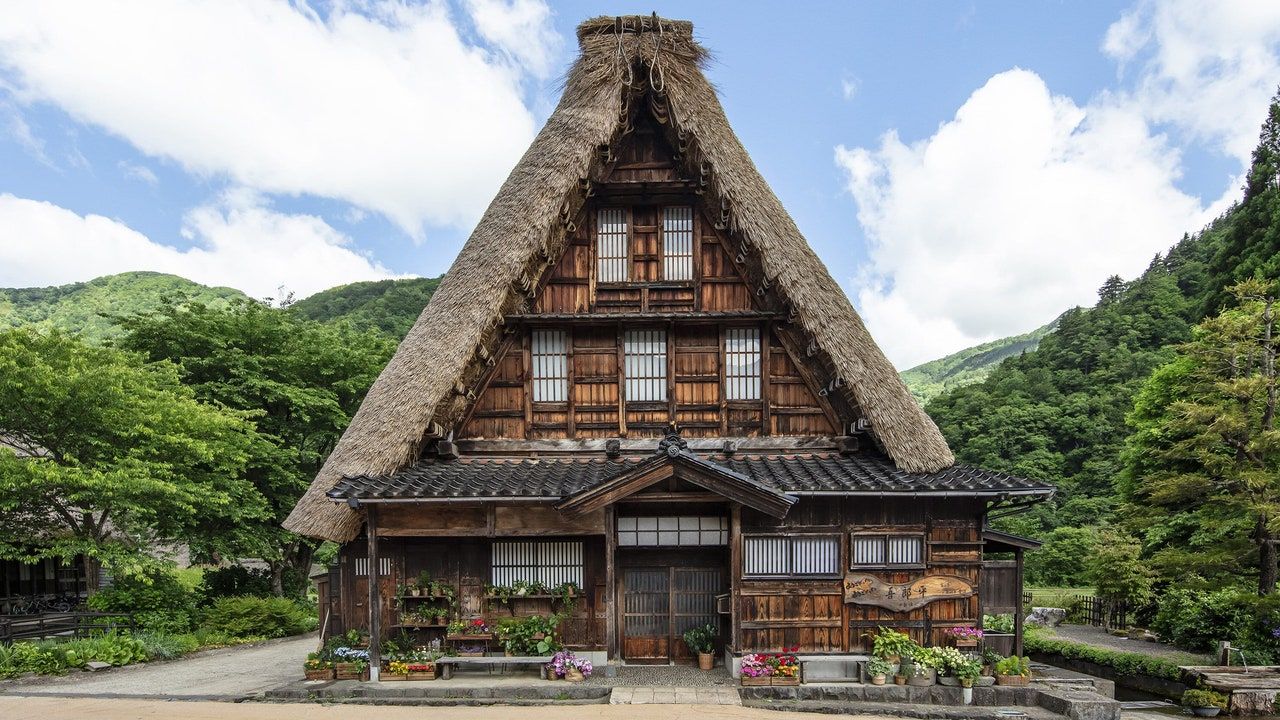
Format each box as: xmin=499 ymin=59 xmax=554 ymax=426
xmin=284 ymin=15 xmax=953 ymax=541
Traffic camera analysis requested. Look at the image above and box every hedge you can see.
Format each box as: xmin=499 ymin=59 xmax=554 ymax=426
xmin=1024 ymin=634 xmax=1183 ymax=681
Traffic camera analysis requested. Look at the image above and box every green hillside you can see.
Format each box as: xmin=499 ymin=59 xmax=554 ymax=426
xmin=0 ymin=271 xmax=248 ymax=342
xmin=287 ymin=276 xmax=441 ymax=338
xmin=900 ymin=320 xmax=1056 ymax=405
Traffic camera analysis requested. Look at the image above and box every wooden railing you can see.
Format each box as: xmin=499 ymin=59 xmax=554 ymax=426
xmin=0 ymin=612 xmax=136 ymax=643
xmin=1067 ymin=595 xmax=1128 ymax=630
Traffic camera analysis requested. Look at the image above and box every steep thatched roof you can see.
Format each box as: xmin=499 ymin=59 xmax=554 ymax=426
xmin=284 ymin=15 xmax=955 ymax=541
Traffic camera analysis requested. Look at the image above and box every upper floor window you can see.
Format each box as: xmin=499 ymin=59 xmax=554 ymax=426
xmin=531 ymin=329 xmax=568 ymax=402
xmin=743 ymin=535 xmax=841 ymax=577
xmin=850 ymin=534 xmax=924 ymax=568
xmin=624 ymin=329 xmax=667 ymax=402
xmin=597 ymin=208 xmax=629 ymax=282
xmin=725 ymin=327 xmax=762 ymax=400
xmin=662 ymin=206 xmax=694 ymax=281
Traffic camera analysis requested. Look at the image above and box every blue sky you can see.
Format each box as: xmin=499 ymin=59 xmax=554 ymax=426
xmin=1 ymin=1 xmax=1277 ymax=367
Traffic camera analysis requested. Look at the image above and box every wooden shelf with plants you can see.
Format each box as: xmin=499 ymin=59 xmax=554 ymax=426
xmin=481 ymin=581 xmax=584 ymax=613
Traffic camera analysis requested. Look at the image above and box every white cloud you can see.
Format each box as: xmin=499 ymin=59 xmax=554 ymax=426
xmin=841 ymin=76 xmax=860 ymax=102
xmin=0 ymin=0 xmax=558 ymax=238
xmin=838 ymin=0 xmax=1280 ymax=369
xmin=838 ymin=70 xmax=1210 ymax=369
xmin=0 ymin=192 xmax=402 ymax=299
xmin=118 ymin=160 xmax=158 ymax=186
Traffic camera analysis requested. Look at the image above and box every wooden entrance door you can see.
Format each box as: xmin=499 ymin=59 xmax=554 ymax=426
xmin=622 ymin=566 xmax=724 ymax=663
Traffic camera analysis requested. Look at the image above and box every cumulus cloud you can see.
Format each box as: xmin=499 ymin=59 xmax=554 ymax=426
xmin=0 ymin=0 xmax=558 ymax=238
xmin=0 ymin=192 xmax=402 ymax=299
xmin=837 ymin=0 xmax=1280 ymax=369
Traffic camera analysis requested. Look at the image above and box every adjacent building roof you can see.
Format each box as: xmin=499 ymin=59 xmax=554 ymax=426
xmin=329 ymin=452 xmax=1053 ymax=503
xmin=285 ymin=14 xmax=958 ymax=541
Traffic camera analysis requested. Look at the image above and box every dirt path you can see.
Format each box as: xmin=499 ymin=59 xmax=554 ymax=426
xmin=0 ymin=696 xmax=881 ymax=720
xmin=1044 ymin=624 xmax=1214 ymax=665
xmin=0 ymin=634 xmax=316 ymax=700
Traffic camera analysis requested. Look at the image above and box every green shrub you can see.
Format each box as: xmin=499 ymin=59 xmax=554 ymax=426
xmin=1025 ymin=634 xmax=1182 ymax=680
xmin=198 ymin=566 xmax=274 ymax=601
xmin=1182 ymin=689 xmax=1229 ymax=709
xmin=1152 ymin=587 xmax=1280 ymax=662
xmin=135 ymin=632 xmax=200 ymax=660
xmin=198 ymin=596 xmax=316 ymax=639
xmin=0 ymin=633 xmax=148 ymax=678
xmin=88 ymin=570 xmax=197 ymax=634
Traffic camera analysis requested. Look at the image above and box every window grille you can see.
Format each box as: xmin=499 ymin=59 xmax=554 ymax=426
xmin=624 ymin=329 xmax=667 ymax=402
xmin=662 ymin=206 xmax=694 ymax=281
xmin=597 ymin=208 xmax=629 ymax=282
xmin=491 ymin=540 xmax=583 ymax=587
xmin=617 ymin=516 xmax=728 ymax=547
xmin=531 ymin=330 xmax=568 ymax=402
xmin=354 ymin=557 xmax=393 ymax=576
xmin=725 ymin=327 xmax=762 ymax=400
xmin=851 ymin=534 xmax=924 ymax=567
xmin=744 ymin=535 xmax=840 ymax=577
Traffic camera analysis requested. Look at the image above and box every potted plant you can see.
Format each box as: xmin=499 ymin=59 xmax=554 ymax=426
xmin=1182 ymin=689 xmax=1228 ymax=717
xmin=683 ymin=624 xmax=718 ymax=670
xmin=980 ymin=648 xmax=1001 ymax=677
xmin=383 ymin=660 xmax=409 ymax=681
xmin=304 ymin=652 xmax=334 ymax=681
xmin=935 ymin=647 xmax=967 ymax=686
xmin=871 ymin=626 xmax=918 ymax=663
xmin=739 ymin=653 xmax=772 ymax=686
xmin=995 ymin=656 xmax=1031 ymax=686
xmin=945 ymin=626 xmax=983 ymax=648
xmin=866 ymin=657 xmax=892 ymax=685
xmin=766 ymin=647 xmax=801 ymax=686
xmin=333 ymin=647 xmax=370 ymax=679
xmin=415 ymin=570 xmax=431 ymax=597
xmin=955 ymin=658 xmax=982 ymax=704
xmin=894 ymin=654 xmax=912 ymax=685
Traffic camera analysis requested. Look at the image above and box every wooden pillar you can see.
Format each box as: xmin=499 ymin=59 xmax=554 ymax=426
xmin=605 ymin=506 xmax=618 ymax=661
xmin=1014 ymin=547 xmax=1025 ymax=658
xmin=367 ymin=505 xmax=381 ymax=682
xmin=729 ymin=503 xmax=742 ymax=654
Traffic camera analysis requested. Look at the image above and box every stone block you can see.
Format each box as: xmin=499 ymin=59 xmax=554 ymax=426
xmin=1026 ymin=607 xmax=1068 ymax=627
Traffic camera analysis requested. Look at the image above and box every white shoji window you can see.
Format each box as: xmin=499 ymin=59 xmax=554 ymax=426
xmin=743 ymin=535 xmax=841 ymax=577
xmin=531 ymin=330 xmax=568 ymax=402
xmin=491 ymin=540 xmax=583 ymax=587
xmin=597 ymin=208 xmax=629 ymax=282
xmin=624 ymin=329 xmax=667 ymax=402
xmin=725 ymin=327 xmax=762 ymax=400
xmin=850 ymin=534 xmax=924 ymax=567
xmin=662 ymin=206 xmax=694 ymax=281
xmin=617 ymin=516 xmax=729 ymax=547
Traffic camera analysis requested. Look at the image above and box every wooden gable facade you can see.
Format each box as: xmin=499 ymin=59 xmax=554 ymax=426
xmin=310 ymin=15 xmax=1051 ymax=678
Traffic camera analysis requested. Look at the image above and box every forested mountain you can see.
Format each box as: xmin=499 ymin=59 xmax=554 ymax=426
xmin=926 ymin=92 xmax=1280 ymax=587
xmin=0 ymin=271 xmax=248 ymax=341
xmin=287 ymin=277 xmax=441 ymax=337
xmin=900 ymin=321 xmax=1056 ymax=405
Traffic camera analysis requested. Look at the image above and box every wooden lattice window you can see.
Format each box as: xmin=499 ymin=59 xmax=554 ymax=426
xmin=597 ymin=207 xmax=629 ymax=282
xmin=662 ymin=206 xmax=694 ymax=281
xmin=617 ymin=516 xmax=728 ymax=547
xmin=743 ymin=535 xmax=840 ymax=577
xmin=624 ymin=329 xmax=667 ymax=402
xmin=725 ymin=327 xmax=762 ymax=400
xmin=491 ymin=540 xmax=583 ymax=587
xmin=850 ymin=534 xmax=924 ymax=568
xmin=531 ymin=329 xmax=568 ymax=402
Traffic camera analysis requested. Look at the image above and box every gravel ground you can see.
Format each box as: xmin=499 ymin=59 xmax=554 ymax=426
xmin=1044 ymin=624 xmax=1213 ymax=664
xmin=0 ymin=634 xmax=316 ymax=700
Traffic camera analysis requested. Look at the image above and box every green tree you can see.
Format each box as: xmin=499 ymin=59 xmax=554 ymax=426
xmin=0 ymin=329 xmax=266 ymax=582
xmin=1025 ymin=526 xmax=1097 ymax=586
xmin=118 ymin=300 xmax=394 ymax=593
xmin=1121 ymin=279 xmax=1280 ymax=592
xmin=1087 ymin=531 xmax=1154 ymax=606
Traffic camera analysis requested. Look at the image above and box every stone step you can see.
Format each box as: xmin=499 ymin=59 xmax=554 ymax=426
xmin=609 ymin=686 xmax=741 ymax=705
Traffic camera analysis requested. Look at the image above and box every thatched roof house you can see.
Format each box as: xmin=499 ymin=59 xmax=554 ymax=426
xmin=285 ymin=15 xmax=957 ymax=543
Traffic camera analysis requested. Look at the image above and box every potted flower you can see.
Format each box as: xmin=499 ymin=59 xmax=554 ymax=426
xmin=683 ymin=624 xmax=718 ymax=670
xmin=1182 ymin=689 xmax=1228 ymax=717
xmin=934 ymin=647 xmax=967 ymax=686
xmin=995 ymin=656 xmax=1031 ymax=686
xmin=907 ymin=647 xmax=940 ymax=686
xmin=740 ymin=653 xmax=772 ymax=686
xmin=955 ymin=658 xmax=982 ymax=704
xmin=333 ymin=647 xmax=370 ymax=680
xmin=383 ymin=660 xmax=409 ymax=682
xmin=866 ymin=657 xmax=893 ymax=685
xmin=767 ymin=648 xmax=801 ymax=686
xmin=304 ymin=652 xmax=334 ymax=681
xmin=945 ymin=626 xmax=983 ymax=648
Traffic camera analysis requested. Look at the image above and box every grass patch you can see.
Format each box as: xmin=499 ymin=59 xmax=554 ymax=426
xmin=1025 ymin=632 xmax=1183 ymax=681
xmin=1026 ymin=586 xmax=1092 ymax=608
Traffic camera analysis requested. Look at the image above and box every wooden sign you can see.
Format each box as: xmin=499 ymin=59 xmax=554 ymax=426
xmin=843 ymin=574 xmax=974 ymax=612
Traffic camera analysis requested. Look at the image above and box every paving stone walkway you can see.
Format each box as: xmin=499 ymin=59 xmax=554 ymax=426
xmin=609 ymin=686 xmax=742 ymax=705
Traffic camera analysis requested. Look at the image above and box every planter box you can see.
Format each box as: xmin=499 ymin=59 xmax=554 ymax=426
xmin=741 ymin=676 xmax=771 ymax=687
xmin=407 ymin=670 xmax=436 ymax=681
xmin=446 ymin=633 xmax=494 ymax=641
xmin=334 ymin=663 xmax=365 ymax=680
xmin=954 ymin=639 xmax=979 ymax=648
xmin=771 ymin=676 xmax=800 ymax=686
xmin=380 ymin=674 xmax=407 ymax=682
xmin=304 ymin=667 xmax=334 ymax=681
xmin=996 ymin=674 xmax=1030 ymax=687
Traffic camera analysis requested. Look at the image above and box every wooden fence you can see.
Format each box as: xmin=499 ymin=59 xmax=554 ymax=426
xmin=1067 ymin=595 xmax=1129 ymax=630
xmin=0 ymin=612 xmax=135 ymax=643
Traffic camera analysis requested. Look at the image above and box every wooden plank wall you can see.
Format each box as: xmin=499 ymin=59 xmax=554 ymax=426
xmin=738 ymin=498 xmax=984 ymax=654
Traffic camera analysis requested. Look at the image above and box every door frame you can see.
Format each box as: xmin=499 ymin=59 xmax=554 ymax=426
xmin=617 ymin=547 xmax=728 ymax=664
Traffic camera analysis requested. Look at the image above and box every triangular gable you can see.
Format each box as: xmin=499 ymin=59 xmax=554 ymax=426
xmin=284 ymin=15 xmax=953 ymax=541
xmin=556 ymin=434 xmax=796 ymax=518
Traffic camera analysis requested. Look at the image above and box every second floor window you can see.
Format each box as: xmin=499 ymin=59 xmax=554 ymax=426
xmin=624 ymin=329 xmax=667 ymax=402
xmin=725 ymin=327 xmax=762 ymax=400
xmin=531 ymin=329 xmax=568 ymax=402
xmin=597 ymin=208 xmax=629 ymax=282
xmin=662 ymin=206 xmax=694 ymax=281
xmin=851 ymin=534 xmax=924 ymax=568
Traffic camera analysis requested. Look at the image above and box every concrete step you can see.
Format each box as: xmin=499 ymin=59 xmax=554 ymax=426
xmin=609 ymin=686 xmax=741 ymax=705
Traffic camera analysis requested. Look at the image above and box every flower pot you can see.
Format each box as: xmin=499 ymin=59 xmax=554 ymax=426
xmin=698 ymin=652 xmax=714 ymax=671
xmin=870 ymin=675 xmax=886 ymax=686
xmin=908 ymin=669 xmax=936 ymax=687
xmin=939 ymin=676 xmax=960 ymax=686
xmin=976 ymin=676 xmax=996 ymax=687
xmin=741 ymin=676 xmax=771 ymax=687
xmin=894 ymin=675 xmax=907 ymax=686
xmin=1191 ymin=708 xmax=1221 ymax=718
xmin=996 ymin=674 xmax=1029 ymax=687
xmin=962 ymin=687 xmax=973 ymax=705
xmin=334 ymin=663 xmax=363 ymax=680
xmin=407 ymin=670 xmax=436 ymax=681
xmin=380 ymin=673 xmax=407 ymax=682
xmin=772 ymin=676 xmax=800 ymax=686
xmin=304 ymin=667 xmax=334 ymax=681
xmin=566 ymin=667 xmax=585 ymax=683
